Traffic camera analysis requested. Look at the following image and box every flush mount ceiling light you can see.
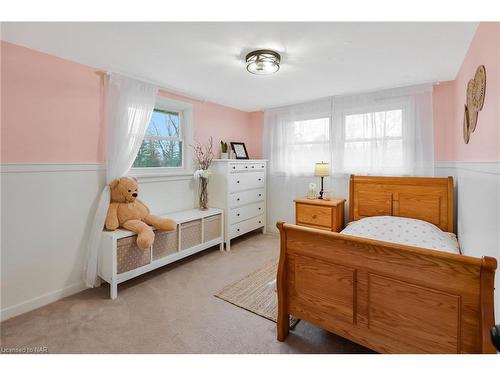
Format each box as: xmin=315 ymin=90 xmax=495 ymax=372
xmin=245 ymin=49 xmax=281 ymax=75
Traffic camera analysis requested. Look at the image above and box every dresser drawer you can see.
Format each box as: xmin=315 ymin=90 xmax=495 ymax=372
xmin=296 ymin=203 xmax=332 ymax=228
xmin=229 ymin=215 xmax=265 ymax=238
xmin=230 ymin=201 xmax=264 ymax=223
xmin=229 ymin=172 xmax=265 ymax=192
xmin=229 ymin=188 xmax=265 ymax=208
xmin=229 ymin=163 xmax=251 ymax=172
xmin=229 ymin=162 xmax=266 ymax=173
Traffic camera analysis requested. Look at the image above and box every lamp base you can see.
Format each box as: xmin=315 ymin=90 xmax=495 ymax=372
xmin=318 ymin=176 xmax=325 ymax=199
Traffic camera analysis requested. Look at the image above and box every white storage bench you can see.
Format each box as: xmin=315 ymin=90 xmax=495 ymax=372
xmin=98 ymin=208 xmax=224 ymax=299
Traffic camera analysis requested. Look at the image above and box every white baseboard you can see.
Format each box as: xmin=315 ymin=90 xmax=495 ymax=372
xmin=0 ymin=282 xmax=88 ymax=322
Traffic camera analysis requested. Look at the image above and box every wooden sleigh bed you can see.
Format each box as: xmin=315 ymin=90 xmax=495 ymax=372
xmin=276 ymin=175 xmax=497 ymax=353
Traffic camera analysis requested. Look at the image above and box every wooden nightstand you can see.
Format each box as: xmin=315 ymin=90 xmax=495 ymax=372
xmin=294 ymin=198 xmax=345 ymax=232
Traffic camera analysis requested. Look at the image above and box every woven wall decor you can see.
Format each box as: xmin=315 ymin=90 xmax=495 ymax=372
xmin=463 ymin=105 xmax=470 ymax=144
xmin=463 ymin=65 xmax=486 ymax=143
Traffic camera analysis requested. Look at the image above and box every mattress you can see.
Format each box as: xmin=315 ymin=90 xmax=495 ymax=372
xmin=340 ymin=216 xmax=460 ymax=254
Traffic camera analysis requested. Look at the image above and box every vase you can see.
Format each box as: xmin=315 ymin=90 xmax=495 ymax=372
xmin=221 ymin=152 xmax=228 ymax=159
xmin=199 ymin=176 xmax=209 ymax=210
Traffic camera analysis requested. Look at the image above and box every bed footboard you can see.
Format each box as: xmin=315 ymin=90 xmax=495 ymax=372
xmin=276 ymin=222 xmax=497 ymax=354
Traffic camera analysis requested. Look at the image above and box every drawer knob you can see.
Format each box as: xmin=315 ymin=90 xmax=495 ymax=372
xmin=258 ymin=194 xmax=262 ymax=197
xmin=237 ymin=228 xmax=240 ymax=232
xmin=259 ymin=221 xmax=262 ymax=224
xmin=258 ymin=178 xmax=262 ymax=181
xmin=232 ymin=166 xmax=235 ymax=169
xmin=312 ymin=214 xmax=317 ymax=219
xmin=258 ymin=207 xmax=261 ymax=210
xmin=245 ymin=166 xmax=248 ymax=168
xmin=237 ymin=213 xmax=240 ymax=216
xmin=251 ymin=166 xmax=255 ymax=168
xmin=237 ymin=180 xmax=240 ymax=183
xmin=237 ymin=198 xmax=240 ymax=201
xmin=261 ymin=166 xmax=264 ymax=168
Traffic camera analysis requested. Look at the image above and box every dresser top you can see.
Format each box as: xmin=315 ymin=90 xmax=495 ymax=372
xmin=294 ymin=198 xmax=345 ymax=207
xmin=212 ymin=159 xmax=267 ymax=162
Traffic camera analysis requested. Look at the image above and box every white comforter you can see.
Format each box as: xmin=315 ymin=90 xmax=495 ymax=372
xmin=340 ymin=216 xmax=460 ymax=254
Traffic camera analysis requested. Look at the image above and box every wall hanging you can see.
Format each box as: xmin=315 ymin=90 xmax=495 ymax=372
xmin=463 ymin=65 xmax=486 ymax=144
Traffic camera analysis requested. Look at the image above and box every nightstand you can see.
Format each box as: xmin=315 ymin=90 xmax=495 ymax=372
xmin=294 ymin=198 xmax=345 ymax=232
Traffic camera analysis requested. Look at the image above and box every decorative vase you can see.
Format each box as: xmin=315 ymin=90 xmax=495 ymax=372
xmin=221 ymin=152 xmax=228 ymax=159
xmin=199 ymin=176 xmax=209 ymax=210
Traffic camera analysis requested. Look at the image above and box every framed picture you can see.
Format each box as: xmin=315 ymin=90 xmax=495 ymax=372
xmin=230 ymin=142 xmax=249 ymax=159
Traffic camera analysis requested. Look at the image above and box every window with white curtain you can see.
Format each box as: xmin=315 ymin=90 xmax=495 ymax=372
xmin=339 ymin=103 xmax=410 ymax=175
xmin=264 ymin=85 xmax=434 ymax=178
xmin=263 ymin=99 xmax=332 ymax=176
xmin=285 ymin=117 xmax=330 ymax=174
xmin=131 ymin=95 xmax=194 ymax=178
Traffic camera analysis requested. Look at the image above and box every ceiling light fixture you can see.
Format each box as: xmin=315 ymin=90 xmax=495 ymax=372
xmin=245 ymin=49 xmax=281 ymax=75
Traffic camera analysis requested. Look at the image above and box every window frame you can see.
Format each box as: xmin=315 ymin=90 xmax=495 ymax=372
xmin=338 ymin=99 xmax=411 ymax=174
xmin=131 ymin=96 xmax=194 ymax=181
xmin=272 ymin=115 xmax=332 ymax=176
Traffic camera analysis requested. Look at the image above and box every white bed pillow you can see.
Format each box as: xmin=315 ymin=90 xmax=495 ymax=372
xmin=341 ymin=216 xmax=460 ymax=254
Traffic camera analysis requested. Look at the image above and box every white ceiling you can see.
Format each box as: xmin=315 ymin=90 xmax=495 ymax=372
xmin=1 ymin=22 xmax=477 ymax=112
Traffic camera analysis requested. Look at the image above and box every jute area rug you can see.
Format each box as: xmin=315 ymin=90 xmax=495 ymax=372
xmin=215 ymin=259 xmax=299 ymax=328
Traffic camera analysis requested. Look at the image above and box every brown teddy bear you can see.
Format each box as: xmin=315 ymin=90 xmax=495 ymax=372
xmin=105 ymin=176 xmax=176 ymax=250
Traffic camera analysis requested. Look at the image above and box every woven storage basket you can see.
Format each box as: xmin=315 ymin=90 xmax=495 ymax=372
xmin=152 ymin=229 xmax=178 ymax=260
xmin=204 ymin=214 xmax=222 ymax=242
xmin=180 ymin=219 xmax=202 ymax=250
xmin=116 ymin=236 xmax=151 ymax=274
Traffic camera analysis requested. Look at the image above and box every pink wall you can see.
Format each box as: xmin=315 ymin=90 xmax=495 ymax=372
xmin=1 ymin=41 xmax=263 ymax=163
xmin=433 ymin=22 xmax=500 ymax=161
xmin=1 ymin=41 xmax=105 ymax=163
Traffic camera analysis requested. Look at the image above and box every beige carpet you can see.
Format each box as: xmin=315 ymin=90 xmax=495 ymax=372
xmin=0 ymin=232 xmax=373 ymax=354
xmin=215 ymin=259 xmax=299 ymax=327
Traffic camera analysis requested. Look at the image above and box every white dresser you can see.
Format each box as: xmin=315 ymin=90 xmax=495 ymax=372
xmin=208 ymin=159 xmax=267 ymax=250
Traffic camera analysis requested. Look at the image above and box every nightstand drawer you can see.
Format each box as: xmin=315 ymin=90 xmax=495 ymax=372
xmin=296 ymin=203 xmax=332 ymax=227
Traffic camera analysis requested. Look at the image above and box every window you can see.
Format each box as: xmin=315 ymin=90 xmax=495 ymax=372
xmin=340 ymin=106 xmax=408 ymax=174
xmin=131 ymin=96 xmax=193 ymax=178
xmin=287 ymin=117 xmax=330 ymax=174
xmin=133 ymin=109 xmax=183 ymax=168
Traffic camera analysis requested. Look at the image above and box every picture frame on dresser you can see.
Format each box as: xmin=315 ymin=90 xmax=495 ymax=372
xmin=208 ymin=159 xmax=267 ymax=250
xmin=230 ymin=142 xmax=249 ymax=159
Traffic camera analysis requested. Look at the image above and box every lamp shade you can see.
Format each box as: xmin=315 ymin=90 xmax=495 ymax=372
xmin=314 ymin=162 xmax=330 ymax=177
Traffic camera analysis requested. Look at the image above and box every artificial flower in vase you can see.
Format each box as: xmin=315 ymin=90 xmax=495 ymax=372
xmin=192 ymin=137 xmax=214 ymax=210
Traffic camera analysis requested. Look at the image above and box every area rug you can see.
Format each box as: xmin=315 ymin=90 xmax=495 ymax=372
xmin=215 ymin=259 xmax=299 ymax=328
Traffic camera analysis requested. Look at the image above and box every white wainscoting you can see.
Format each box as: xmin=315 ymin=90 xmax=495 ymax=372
xmin=435 ymin=161 xmax=500 ymax=323
xmin=0 ymin=163 xmax=197 ymax=321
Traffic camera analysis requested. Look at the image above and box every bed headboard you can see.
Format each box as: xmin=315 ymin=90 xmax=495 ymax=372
xmin=349 ymin=175 xmax=454 ymax=233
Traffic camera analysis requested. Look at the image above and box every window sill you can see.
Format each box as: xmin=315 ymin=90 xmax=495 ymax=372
xmin=129 ymin=169 xmax=194 ymax=183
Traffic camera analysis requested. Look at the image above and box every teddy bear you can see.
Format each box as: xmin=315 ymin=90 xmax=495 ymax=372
xmin=105 ymin=176 xmax=176 ymax=250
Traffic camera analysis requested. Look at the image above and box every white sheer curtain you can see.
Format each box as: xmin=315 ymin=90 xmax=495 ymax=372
xmin=332 ymin=84 xmax=434 ymax=176
xmin=263 ymin=98 xmax=333 ymax=176
xmin=264 ymin=84 xmax=434 ymax=178
xmin=84 ymin=73 xmax=158 ymax=287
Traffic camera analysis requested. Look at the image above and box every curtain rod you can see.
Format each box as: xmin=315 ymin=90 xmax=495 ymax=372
xmin=94 ymin=69 xmax=207 ymax=104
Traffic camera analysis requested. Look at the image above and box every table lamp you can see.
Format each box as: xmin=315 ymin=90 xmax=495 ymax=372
xmin=314 ymin=162 xmax=330 ymax=199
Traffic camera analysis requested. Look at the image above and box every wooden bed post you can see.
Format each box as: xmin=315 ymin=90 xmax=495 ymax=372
xmin=349 ymin=174 xmax=355 ymax=223
xmin=480 ymin=256 xmax=497 ymax=353
xmin=447 ymin=176 xmax=455 ymax=233
xmin=276 ymin=221 xmax=289 ymax=342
